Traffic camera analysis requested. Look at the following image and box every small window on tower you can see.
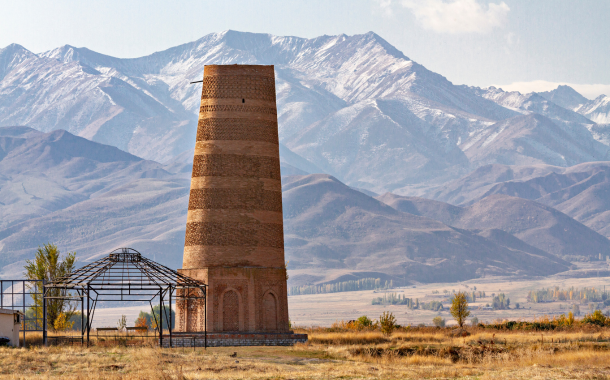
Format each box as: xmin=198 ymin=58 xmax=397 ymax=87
xmin=242 ymin=99 xmax=245 ymax=103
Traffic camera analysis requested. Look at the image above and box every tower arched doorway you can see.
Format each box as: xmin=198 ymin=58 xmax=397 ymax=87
xmin=222 ymin=290 xmax=240 ymax=332
xmin=262 ymin=291 xmax=278 ymax=331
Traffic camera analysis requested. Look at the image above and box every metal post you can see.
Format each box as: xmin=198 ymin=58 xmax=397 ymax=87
xmin=169 ymin=287 xmax=172 ymax=348
xmin=86 ymin=285 xmax=90 ymax=347
xmin=159 ymin=287 xmax=163 ymax=348
xmin=43 ymin=281 xmax=47 ymax=346
xmin=81 ymin=289 xmax=84 ymax=346
xmin=204 ymin=288 xmax=207 ymax=349
xmin=22 ymin=281 xmax=26 ymax=347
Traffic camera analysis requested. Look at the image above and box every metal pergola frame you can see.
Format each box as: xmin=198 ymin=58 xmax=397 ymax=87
xmin=43 ymin=248 xmax=207 ymax=347
xmin=1 ymin=279 xmax=45 ymax=346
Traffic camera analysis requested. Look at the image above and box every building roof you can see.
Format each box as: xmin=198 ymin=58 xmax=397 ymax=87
xmin=0 ymin=308 xmax=23 ymax=315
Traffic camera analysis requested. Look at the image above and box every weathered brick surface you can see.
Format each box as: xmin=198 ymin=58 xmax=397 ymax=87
xmin=182 ymin=246 xmax=285 ymax=269
xmin=194 ymin=141 xmax=279 ymax=158
xmin=178 ymin=65 xmax=290 ymax=336
xmin=196 ymin=118 xmax=279 ymax=143
xmin=199 ymin=75 xmax=276 ymax=101
xmin=191 ymin=154 xmax=281 ymax=179
xmin=184 ymin=222 xmax=284 ymax=248
xmin=199 ymin=104 xmax=277 ymax=115
xmin=187 ymin=188 xmax=282 ymax=212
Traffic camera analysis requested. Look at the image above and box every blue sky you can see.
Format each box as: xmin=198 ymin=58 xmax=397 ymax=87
xmin=1 ymin=0 xmax=608 ymax=98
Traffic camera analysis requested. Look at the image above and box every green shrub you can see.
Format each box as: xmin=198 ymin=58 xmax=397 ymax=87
xmin=582 ymin=310 xmax=608 ymax=326
xmin=432 ymin=316 xmax=446 ymax=327
xmin=357 ymin=315 xmax=373 ymax=327
xmin=379 ymin=311 xmax=396 ymax=335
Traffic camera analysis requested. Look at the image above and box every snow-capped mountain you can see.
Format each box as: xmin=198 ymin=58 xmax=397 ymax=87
xmin=537 ymin=85 xmax=589 ymax=111
xmin=578 ymin=95 xmax=610 ymax=124
xmin=537 ymin=85 xmax=610 ymax=125
xmin=0 ymin=30 xmax=607 ymax=194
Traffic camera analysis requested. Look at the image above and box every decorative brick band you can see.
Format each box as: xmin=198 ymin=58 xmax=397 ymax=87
xmin=185 ymin=222 xmax=284 ymax=248
xmin=204 ymin=65 xmax=275 ymax=77
xmin=194 ymin=140 xmax=279 ymax=158
xmin=199 ymin=105 xmax=277 ymax=116
xmin=187 ymin=188 xmax=282 ymax=212
xmin=196 ymin=118 xmax=279 ymax=143
xmin=200 ymin=75 xmax=276 ymax=102
xmin=192 ymin=154 xmax=281 ymax=180
xmin=200 ymin=98 xmax=276 ymax=108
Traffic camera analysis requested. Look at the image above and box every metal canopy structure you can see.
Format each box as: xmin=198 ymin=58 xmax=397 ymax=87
xmin=43 ymin=248 xmax=207 ymax=347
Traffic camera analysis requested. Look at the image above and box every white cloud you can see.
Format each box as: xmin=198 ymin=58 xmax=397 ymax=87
xmin=390 ymin=0 xmax=510 ymax=34
xmin=505 ymin=32 xmax=518 ymax=46
xmin=493 ymin=80 xmax=610 ymax=100
xmin=374 ymin=0 xmax=395 ymax=17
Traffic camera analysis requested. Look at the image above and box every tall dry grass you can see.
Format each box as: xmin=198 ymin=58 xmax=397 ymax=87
xmin=2 ymin=326 xmax=610 ymax=379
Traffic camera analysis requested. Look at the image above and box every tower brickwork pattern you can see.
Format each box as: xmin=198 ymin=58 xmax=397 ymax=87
xmin=177 ymin=65 xmax=289 ymax=333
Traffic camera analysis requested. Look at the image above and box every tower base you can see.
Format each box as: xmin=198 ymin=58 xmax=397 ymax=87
xmin=176 ymin=267 xmax=290 ymax=333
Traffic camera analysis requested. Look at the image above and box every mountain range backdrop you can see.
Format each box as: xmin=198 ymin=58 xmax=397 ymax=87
xmin=1 ymin=30 xmax=610 ymax=287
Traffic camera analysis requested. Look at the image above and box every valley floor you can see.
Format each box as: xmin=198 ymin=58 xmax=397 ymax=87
xmin=88 ymin=274 xmax=610 ymax=328
xmin=288 ymin=274 xmax=610 ymax=327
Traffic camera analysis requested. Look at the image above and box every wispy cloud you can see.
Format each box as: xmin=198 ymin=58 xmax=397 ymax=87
xmin=378 ymin=0 xmax=510 ymax=34
xmin=494 ymin=80 xmax=610 ymax=100
xmin=375 ymin=0 xmax=395 ymax=17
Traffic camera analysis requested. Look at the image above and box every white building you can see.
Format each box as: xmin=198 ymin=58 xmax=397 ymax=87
xmin=0 ymin=309 xmax=22 ymax=347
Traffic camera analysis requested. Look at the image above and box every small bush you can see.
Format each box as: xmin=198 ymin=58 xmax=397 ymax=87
xmin=432 ymin=316 xmax=446 ymax=327
xmin=379 ymin=311 xmax=396 ymax=335
xmin=582 ymin=310 xmax=608 ymax=326
xmin=134 ymin=316 xmax=148 ymax=333
xmin=53 ymin=312 xmax=74 ymax=331
xmin=357 ymin=315 xmax=373 ymax=328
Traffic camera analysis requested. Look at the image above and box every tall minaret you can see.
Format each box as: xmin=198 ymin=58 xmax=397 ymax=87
xmin=177 ymin=65 xmax=289 ymax=333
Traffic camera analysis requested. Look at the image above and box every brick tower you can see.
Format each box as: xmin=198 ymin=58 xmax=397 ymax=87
xmin=177 ymin=64 xmax=289 ymax=334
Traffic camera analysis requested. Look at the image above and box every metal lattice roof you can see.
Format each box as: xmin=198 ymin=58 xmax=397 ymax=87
xmin=47 ymin=248 xmax=206 ymax=292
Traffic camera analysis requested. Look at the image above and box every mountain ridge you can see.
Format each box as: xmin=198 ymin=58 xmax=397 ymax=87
xmin=0 ymin=126 xmax=577 ymax=285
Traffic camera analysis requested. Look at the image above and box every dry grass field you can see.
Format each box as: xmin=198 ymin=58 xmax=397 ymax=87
xmin=2 ymin=327 xmax=610 ymax=379
xmin=4 ymin=274 xmax=609 ymax=378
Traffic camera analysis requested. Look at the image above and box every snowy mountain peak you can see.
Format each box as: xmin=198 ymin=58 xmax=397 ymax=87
xmin=537 ymin=85 xmax=589 ymax=111
xmin=42 ymin=44 xmax=79 ymax=62
xmin=579 ymin=94 xmax=610 ymax=124
xmin=0 ymin=43 xmax=36 ymax=80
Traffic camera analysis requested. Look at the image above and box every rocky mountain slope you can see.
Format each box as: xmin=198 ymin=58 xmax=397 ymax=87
xmin=283 ymin=174 xmax=569 ymax=285
xmin=425 ymin=162 xmax=610 ymax=238
xmin=377 ymin=192 xmax=610 ymax=259
xmin=0 ymin=126 xmax=190 ymax=275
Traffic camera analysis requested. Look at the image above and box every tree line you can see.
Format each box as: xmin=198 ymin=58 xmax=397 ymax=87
xmin=527 ymin=286 xmax=610 ymax=304
xmin=289 ymin=278 xmax=393 ymax=295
